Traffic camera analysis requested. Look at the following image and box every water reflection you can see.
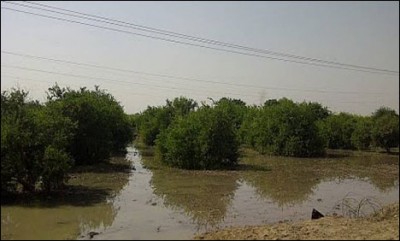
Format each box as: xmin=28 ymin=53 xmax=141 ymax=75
xmin=150 ymin=168 xmax=239 ymax=231
xmin=335 ymin=153 xmax=399 ymax=192
xmin=1 ymin=155 xmax=132 ymax=240
xmin=3 ymin=146 xmax=396 ymax=240
xmin=240 ymin=150 xmax=399 ymax=207
xmin=242 ymin=170 xmax=319 ymax=207
xmin=1 ymin=203 xmax=116 ymax=240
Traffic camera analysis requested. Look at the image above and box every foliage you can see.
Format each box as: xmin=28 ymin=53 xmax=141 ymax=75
xmin=242 ymin=98 xmax=326 ymax=157
xmin=351 ymin=116 xmax=373 ymax=150
xmin=371 ymin=107 xmax=398 ymax=120
xmin=46 ymin=84 xmax=133 ymax=165
xmin=1 ymin=89 xmax=75 ymax=193
xmin=127 ymin=113 xmax=140 ymax=139
xmin=135 ymin=106 xmax=172 ymax=146
xmin=239 ymin=106 xmax=261 ymax=146
xmin=371 ymin=107 xmax=399 ymax=152
xmin=214 ymin=97 xmax=247 ymax=130
xmin=263 ymin=99 xmax=279 ymax=107
xmin=318 ymin=112 xmax=358 ymax=149
xmin=155 ymin=107 xmax=239 ymax=169
xmin=166 ymin=96 xmax=198 ymax=117
xmin=135 ymin=97 xmax=197 ymax=146
xmin=299 ymin=101 xmax=331 ymax=121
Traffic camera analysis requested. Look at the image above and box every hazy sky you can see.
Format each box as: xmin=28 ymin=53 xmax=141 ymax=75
xmin=1 ymin=1 xmax=399 ymax=115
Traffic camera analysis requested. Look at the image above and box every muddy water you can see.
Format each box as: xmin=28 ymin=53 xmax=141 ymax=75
xmin=1 ymin=146 xmax=399 ymax=240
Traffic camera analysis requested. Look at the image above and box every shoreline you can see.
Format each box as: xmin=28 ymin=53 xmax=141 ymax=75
xmin=195 ymin=202 xmax=399 ymax=240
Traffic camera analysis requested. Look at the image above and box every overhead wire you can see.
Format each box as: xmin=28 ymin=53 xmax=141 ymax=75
xmin=1 ymin=5 xmax=398 ymax=76
xmin=1 ymin=64 xmax=271 ymax=98
xmin=1 ymin=2 xmax=397 ymax=112
xmin=2 ymin=51 xmax=393 ymax=95
xmin=2 ymin=74 xmax=387 ymax=107
xmin=11 ymin=1 xmax=399 ymax=74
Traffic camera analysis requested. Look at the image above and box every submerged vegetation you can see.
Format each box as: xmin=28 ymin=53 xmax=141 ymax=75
xmin=1 ymin=84 xmax=398 ymax=240
xmin=1 ymin=85 xmax=133 ymax=195
xmin=1 ymin=83 xmax=399 ymax=195
xmin=135 ymin=95 xmax=398 ymax=169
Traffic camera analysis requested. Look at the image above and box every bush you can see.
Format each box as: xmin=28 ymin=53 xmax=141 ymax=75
xmin=214 ymin=97 xmax=247 ymax=130
xmin=136 ymin=97 xmax=197 ymax=145
xmin=250 ymin=98 xmax=326 ymax=157
xmin=155 ymin=107 xmax=239 ymax=169
xmin=239 ymin=106 xmax=261 ymax=146
xmin=46 ymin=85 xmax=133 ymax=165
xmin=351 ymin=117 xmax=373 ymax=150
xmin=371 ymin=108 xmax=399 ymax=152
xmin=318 ymin=112 xmax=358 ymax=149
xmin=136 ymin=106 xmax=172 ymax=146
xmin=1 ymin=89 xmax=75 ymax=193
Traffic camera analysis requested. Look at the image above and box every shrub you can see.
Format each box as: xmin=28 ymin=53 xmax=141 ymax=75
xmin=318 ymin=112 xmax=358 ymax=149
xmin=136 ymin=97 xmax=197 ymax=146
xmin=351 ymin=117 xmax=373 ymax=150
xmin=251 ymin=98 xmax=326 ymax=157
xmin=46 ymin=85 xmax=133 ymax=165
xmin=1 ymin=89 xmax=75 ymax=193
xmin=371 ymin=108 xmax=399 ymax=152
xmin=156 ymin=107 xmax=239 ymax=169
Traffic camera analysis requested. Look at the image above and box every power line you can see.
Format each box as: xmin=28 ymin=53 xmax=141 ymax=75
xmin=13 ymin=1 xmax=399 ymax=74
xmin=2 ymin=74 xmax=388 ymax=107
xmin=1 ymin=75 xmax=390 ymax=109
xmin=1 ymin=64 xmax=270 ymax=98
xmin=0 ymin=76 xmax=258 ymax=105
xmin=1 ymin=6 xmax=398 ymax=76
xmin=2 ymin=50 xmax=393 ymax=95
xmin=1 ymin=74 xmax=165 ymax=98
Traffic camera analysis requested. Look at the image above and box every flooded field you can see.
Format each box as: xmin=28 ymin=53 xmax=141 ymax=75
xmin=1 ymin=145 xmax=399 ymax=240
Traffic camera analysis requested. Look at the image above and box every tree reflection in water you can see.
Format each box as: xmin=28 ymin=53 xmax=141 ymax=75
xmin=150 ymin=168 xmax=239 ymax=232
xmin=240 ymin=149 xmax=399 ymax=206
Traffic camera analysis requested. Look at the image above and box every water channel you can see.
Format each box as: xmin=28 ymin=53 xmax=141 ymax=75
xmin=1 ymin=145 xmax=398 ymax=239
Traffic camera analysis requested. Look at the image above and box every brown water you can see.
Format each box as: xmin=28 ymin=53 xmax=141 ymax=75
xmin=1 ymin=146 xmax=399 ymax=240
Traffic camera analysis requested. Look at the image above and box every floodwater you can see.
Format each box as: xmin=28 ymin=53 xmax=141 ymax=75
xmin=1 ymin=146 xmax=399 ymax=240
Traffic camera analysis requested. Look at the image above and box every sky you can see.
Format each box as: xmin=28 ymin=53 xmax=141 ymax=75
xmin=1 ymin=1 xmax=399 ymax=115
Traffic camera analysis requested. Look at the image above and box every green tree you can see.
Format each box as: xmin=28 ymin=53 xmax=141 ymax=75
xmin=372 ymin=107 xmax=398 ymax=120
xmin=318 ymin=112 xmax=358 ymax=149
xmin=250 ymin=98 xmax=326 ymax=157
xmin=239 ymin=106 xmax=261 ymax=146
xmin=263 ymin=99 xmax=278 ymax=107
xmin=371 ymin=107 xmax=399 ymax=152
xmin=136 ymin=106 xmax=172 ymax=145
xmin=46 ymin=84 xmax=133 ymax=165
xmin=214 ymin=97 xmax=247 ymax=130
xmin=299 ymin=101 xmax=331 ymax=121
xmin=136 ymin=97 xmax=197 ymax=146
xmin=351 ymin=116 xmax=373 ymax=150
xmin=156 ymin=107 xmax=239 ymax=169
xmin=166 ymin=96 xmax=198 ymax=117
xmin=1 ymin=89 xmax=75 ymax=193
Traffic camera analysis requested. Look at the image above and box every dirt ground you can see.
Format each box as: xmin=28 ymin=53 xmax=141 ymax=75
xmin=195 ymin=203 xmax=399 ymax=240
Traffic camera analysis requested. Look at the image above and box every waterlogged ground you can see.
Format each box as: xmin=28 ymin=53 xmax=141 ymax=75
xmin=1 ymin=156 xmax=132 ymax=240
xmin=1 ymin=145 xmax=398 ymax=240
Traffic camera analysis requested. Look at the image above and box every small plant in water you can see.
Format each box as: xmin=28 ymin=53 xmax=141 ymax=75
xmin=334 ymin=192 xmax=382 ymax=218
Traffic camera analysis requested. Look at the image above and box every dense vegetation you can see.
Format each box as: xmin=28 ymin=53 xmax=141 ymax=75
xmin=46 ymin=85 xmax=133 ymax=165
xmin=133 ymin=97 xmax=197 ymax=146
xmin=240 ymin=99 xmax=327 ymax=157
xmin=156 ymin=106 xmax=239 ymax=169
xmin=135 ymin=96 xmax=399 ymax=169
xmin=2 ymin=83 xmax=399 ymax=193
xmin=1 ymin=85 xmax=133 ymax=195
